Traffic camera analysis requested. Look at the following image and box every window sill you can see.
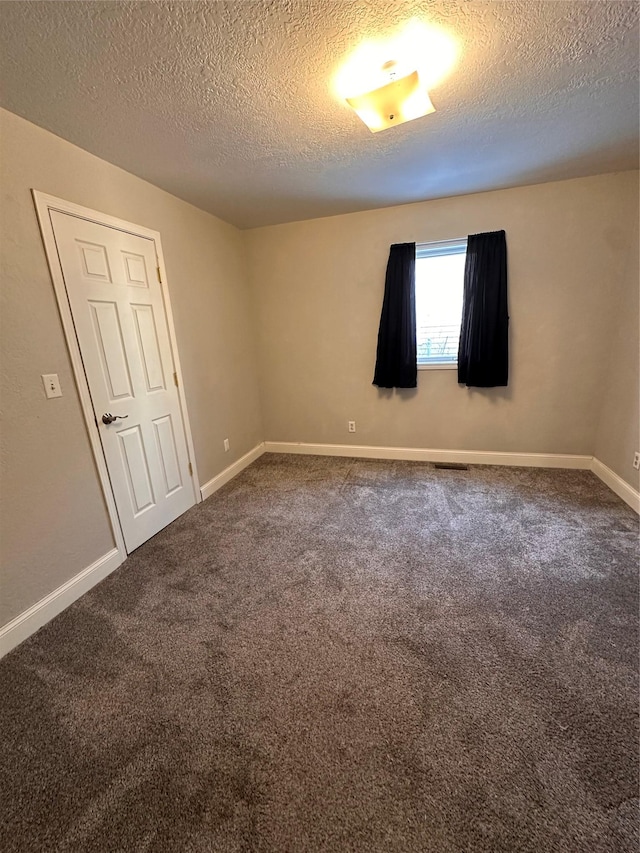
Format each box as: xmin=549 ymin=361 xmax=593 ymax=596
xmin=418 ymin=363 xmax=457 ymax=371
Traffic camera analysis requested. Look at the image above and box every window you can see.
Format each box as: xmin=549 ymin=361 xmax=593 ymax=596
xmin=416 ymin=239 xmax=467 ymax=368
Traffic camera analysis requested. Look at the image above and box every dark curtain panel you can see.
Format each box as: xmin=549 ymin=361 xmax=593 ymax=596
xmin=373 ymin=243 xmax=417 ymax=388
xmin=458 ymin=230 xmax=508 ymax=387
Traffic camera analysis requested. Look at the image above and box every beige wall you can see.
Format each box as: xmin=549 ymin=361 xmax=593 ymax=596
xmin=246 ymin=172 xmax=639 ymax=468
xmin=594 ymin=190 xmax=640 ymax=489
xmin=0 ymin=109 xmax=263 ymax=625
xmin=1 ymin=106 xmax=638 ymax=633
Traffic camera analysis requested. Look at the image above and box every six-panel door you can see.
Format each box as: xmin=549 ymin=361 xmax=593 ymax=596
xmin=51 ymin=211 xmax=195 ymax=552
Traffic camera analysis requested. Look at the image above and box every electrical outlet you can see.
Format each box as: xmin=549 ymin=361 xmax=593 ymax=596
xmin=223 ymin=438 xmax=230 ymax=452
xmin=348 ymin=421 xmax=356 ymax=433
xmin=633 ymin=452 xmax=640 ymax=470
xmin=42 ymin=373 xmax=62 ymax=399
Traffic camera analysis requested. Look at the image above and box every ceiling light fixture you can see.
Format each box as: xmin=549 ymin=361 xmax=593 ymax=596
xmin=336 ymin=19 xmax=458 ymax=133
xmin=346 ymin=63 xmax=435 ymax=133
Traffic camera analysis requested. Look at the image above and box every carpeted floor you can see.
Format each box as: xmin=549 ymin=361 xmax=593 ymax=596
xmin=1 ymin=454 xmax=638 ymax=852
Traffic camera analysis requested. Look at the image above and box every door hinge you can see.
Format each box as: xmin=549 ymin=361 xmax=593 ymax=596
xmin=173 ymin=371 xmax=179 ymax=387
xmin=188 ymin=462 xmax=193 ymax=477
xmin=156 ymin=266 xmax=162 ymax=283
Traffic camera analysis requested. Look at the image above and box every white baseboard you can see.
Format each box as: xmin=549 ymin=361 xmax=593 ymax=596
xmin=591 ymin=458 xmax=640 ymax=514
xmin=265 ymin=441 xmax=639 ymax=513
xmin=200 ymin=442 xmax=265 ymax=501
xmin=0 ymin=547 xmax=123 ymax=659
xmin=264 ymin=441 xmax=592 ymax=470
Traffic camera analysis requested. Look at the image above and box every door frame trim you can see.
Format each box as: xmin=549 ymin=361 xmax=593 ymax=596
xmin=32 ymin=191 xmax=201 ymax=557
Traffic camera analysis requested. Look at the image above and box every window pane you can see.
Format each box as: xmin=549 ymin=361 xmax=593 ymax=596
xmin=416 ymin=252 xmax=465 ymax=364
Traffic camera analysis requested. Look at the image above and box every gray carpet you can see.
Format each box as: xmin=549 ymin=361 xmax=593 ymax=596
xmin=1 ymin=454 xmax=638 ymax=852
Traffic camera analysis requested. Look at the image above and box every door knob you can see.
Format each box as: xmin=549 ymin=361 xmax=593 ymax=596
xmin=102 ymin=413 xmax=129 ymax=425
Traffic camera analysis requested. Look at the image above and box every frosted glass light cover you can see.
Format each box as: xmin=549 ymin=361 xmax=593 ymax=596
xmin=346 ymin=70 xmax=435 ymax=133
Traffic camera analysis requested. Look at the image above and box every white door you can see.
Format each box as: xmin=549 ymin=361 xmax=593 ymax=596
xmin=50 ymin=211 xmax=195 ymax=552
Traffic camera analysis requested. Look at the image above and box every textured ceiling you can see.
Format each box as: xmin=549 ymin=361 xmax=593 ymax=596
xmin=1 ymin=1 xmax=638 ymax=228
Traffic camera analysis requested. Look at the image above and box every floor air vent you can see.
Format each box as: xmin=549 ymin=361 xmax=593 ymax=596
xmin=433 ymin=462 xmax=469 ymax=471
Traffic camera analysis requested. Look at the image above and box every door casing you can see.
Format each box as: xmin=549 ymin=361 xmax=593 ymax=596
xmin=33 ymin=191 xmax=201 ymax=558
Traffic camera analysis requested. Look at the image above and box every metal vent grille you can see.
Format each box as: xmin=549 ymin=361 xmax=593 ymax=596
xmin=433 ymin=462 xmax=469 ymax=471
